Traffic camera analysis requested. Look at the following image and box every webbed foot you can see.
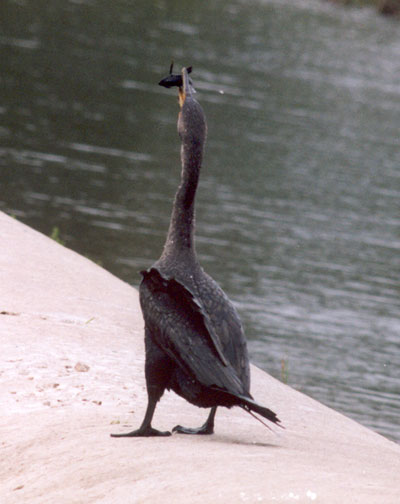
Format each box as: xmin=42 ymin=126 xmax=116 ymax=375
xmin=172 ymin=423 xmax=214 ymax=435
xmin=110 ymin=426 xmax=171 ymax=437
xmin=173 ymin=407 xmax=216 ymax=435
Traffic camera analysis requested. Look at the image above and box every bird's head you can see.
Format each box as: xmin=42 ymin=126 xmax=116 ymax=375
xmin=159 ymin=63 xmax=195 ymax=107
xmin=159 ymin=64 xmax=206 ymax=145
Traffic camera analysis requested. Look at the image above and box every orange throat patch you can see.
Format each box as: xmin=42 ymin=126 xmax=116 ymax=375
xmin=178 ymin=88 xmax=186 ymax=107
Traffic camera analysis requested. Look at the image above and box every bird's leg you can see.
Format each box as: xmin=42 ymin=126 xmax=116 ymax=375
xmin=172 ymin=406 xmax=217 ymax=435
xmin=111 ymin=389 xmax=171 ymax=438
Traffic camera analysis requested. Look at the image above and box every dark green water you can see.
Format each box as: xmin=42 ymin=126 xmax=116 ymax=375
xmin=1 ymin=0 xmax=399 ymax=442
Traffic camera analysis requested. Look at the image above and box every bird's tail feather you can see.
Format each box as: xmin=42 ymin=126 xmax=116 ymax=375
xmin=212 ymin=386 xmax=283 ymax=429
xmin=239 ymin=396 xmax=283 ymax=428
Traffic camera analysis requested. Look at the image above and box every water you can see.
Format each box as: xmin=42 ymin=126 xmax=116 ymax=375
xmin=1 ymin=0 xmax=399 ymax=442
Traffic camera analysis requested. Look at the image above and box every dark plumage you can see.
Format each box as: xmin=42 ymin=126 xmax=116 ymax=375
xmin=111 ymin=67 xmax=281 ymax=438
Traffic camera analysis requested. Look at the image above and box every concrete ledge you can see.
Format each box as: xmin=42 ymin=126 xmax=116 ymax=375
xmin=1 ymin=210 xmax=399 ymax=503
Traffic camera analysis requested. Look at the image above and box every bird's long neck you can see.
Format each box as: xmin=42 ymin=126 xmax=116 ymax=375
xmin=162 ymin=133 xmax=203 ymax=258
xmin=161 ymin=98 xmax=206 ymax=262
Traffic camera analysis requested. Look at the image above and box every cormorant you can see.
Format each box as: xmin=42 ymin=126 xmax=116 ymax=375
xmin=111 ymin=66 xmax=281 ymax=437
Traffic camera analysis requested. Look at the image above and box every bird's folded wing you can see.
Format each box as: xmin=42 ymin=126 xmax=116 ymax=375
xmin=140 ymin=268 xmax=245 ymax=395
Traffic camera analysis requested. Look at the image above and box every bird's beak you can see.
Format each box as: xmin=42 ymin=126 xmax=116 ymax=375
xmin=179 ymin=67 xmax=192 ymax=108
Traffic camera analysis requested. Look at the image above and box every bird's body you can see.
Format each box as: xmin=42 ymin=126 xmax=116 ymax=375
xmin=111 ymin=67 xmax=280 ymax=438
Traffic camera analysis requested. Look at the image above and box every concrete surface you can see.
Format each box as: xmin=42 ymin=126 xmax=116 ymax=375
xmin=1 ymin=210 xmax=399 ymax=503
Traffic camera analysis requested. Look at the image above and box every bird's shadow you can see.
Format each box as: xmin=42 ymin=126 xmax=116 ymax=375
xmin=218 ymin=437 xmax=282 ymax=449
xmin=178 ymin=431 xmax=283 ymax=449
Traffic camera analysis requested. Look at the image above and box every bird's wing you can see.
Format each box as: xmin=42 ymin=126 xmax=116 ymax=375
xmin=139 ymin=267 xmax=246 ymax=395
xmin=196 ymin=271 xmax=251 ymax=391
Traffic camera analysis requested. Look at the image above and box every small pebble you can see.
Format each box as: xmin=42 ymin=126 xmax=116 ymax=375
xmin=74 ymin=362 xmax=90 ymax=372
